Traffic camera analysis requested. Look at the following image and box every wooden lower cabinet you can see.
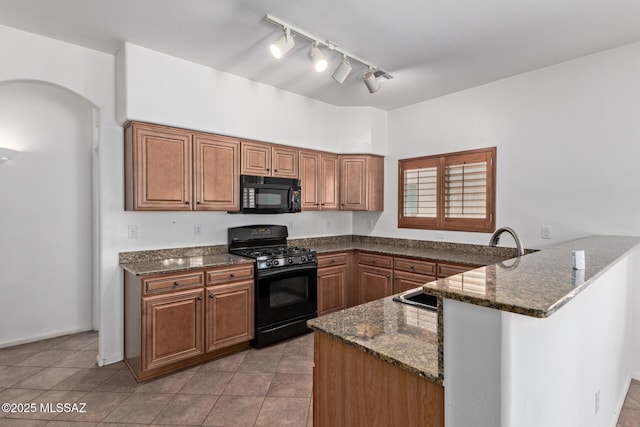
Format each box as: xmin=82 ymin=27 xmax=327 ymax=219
xmin=358 ymin=264 xmax=393 ymax=304
xmin=142 ymin=289 xmax=204 ymax=371
xmin=317 ymin=265 xmax=347 ymax=316
xmin=124 ymin=265 xmax=254 ymax=381
xmin=394 ymin=270 xmax=436 ymax=294
xmin=313 ymin=332 xmax=444 ymax=427
xmin=437 ymin=262 xmax=476 ymax=278
xmin=206 ymin=280 xmax=254 ymax=352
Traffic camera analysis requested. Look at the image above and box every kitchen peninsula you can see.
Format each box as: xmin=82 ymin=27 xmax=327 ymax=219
xmin=308 ymin=235 xmax=640 ymax=427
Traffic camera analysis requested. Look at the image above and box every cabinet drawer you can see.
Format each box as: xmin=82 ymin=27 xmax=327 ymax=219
xmin=437 ymin=263 xmax=476 ymax=278
xmin=206 ymin=265 xmax=254 ymax=285
xmin=143 ymin=272 xmax=204 ymax=295
xmin=317 ymin=253 xmax=347 ymax=268
xmin=393 ymin=257 xmax=436 ymax=276
xmin=358 ymin=252 xmax=393 ymax=269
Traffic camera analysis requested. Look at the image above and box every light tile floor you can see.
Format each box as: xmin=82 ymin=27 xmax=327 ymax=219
xmin=0 ymin=331 xmax=313 ymax=426
xmin=1 ymin=331 xmax=639 ymax=426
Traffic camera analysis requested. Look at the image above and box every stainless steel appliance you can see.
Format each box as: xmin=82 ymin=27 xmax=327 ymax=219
xmin=228 ymin=225 xmax=317 ymax=347
xmin=236 ymin=175 xmax=302 ymax=214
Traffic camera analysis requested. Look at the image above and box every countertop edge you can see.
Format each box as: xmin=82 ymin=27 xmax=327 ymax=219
xmin=307 ymin=322 xmax=443 ymax=385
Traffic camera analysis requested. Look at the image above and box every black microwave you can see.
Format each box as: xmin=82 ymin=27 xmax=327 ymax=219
xmin=236 ymin=175 xmax=301 ymax=214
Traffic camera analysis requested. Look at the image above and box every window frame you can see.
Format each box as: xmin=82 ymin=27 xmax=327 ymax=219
xmin=398 ymin=147 xmax=496 ymax=232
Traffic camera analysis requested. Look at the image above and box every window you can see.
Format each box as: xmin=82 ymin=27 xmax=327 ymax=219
xmin=398 ymin=147 xmax=496 ymax=232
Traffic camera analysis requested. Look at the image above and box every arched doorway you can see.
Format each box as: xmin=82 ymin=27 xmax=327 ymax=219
xmin=0 ymin=81 xmax=98 ymax=347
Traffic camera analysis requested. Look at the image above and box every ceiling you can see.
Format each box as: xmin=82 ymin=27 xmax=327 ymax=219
xmin=1 ymin=0 xmax=639 ymax=111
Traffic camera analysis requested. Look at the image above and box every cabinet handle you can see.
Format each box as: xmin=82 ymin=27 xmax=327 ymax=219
xmin=185 ymin=201 xmax=190 ymax=205
xmin=331 ymin=260 xmax=335 ymax=263
xmin=197 ymin=201 xmax=201 ymax=205
xmin=197 ymin=296 xmax=203 ymax=300
xmin=230 ymin=273 xmax=235 ymax=278
xmin=315 ymin=203 xmax=320 ymax=206
xmin=321 ymin=203 xmax=325 ymax=206
xmin=209 ymin=294 xmax=215 ymax=299
xmin=410 ymin=266 xmax=415 ymax=270
xmin=266 ymin=168 xmax=270 ymax=171
xmin=274 ymin=169 xmax=278 ymax=172
xmin=173 ymin=281 xmax=179 ymax=286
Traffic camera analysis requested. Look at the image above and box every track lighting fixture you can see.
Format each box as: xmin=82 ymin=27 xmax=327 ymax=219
xmin=264 ymin=14 xmax=393 ymax=92
xmin=332 ymin=55 xmax=352 ymax=84
xmin=363 ymin=69 xmax=380 ymax=93
xmin=308 ymin=42 xmax=328 ymax=72
xmin=269 ymin=27 xmax=295 ymax=59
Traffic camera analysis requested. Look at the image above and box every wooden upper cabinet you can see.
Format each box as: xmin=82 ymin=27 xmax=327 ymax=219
xmin=241 ymin=141 xmax=271 ymax=176
xmin=241 ymin=141 xmax=299 ymax=178
xmin=321 ymin=154 xmax=339 ymax=210
xmin=300 ymin=151 xmax=320 ymax=210
xmin=125 ymin=122 xmax=193 ymax=211
xmin=272 ymin=146 xmax=299 ymax=178
xmin=300 ymin=150 xmax=339 ymax=211
xmin=125 ymin=122 xmax=241 ymax=212
xmin=339 ymin=155 xmax=384 ymax=211
xmin=193 ymin=133 xmax=240 ymax=211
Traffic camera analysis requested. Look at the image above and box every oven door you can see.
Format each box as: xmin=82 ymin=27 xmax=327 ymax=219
xmin=255 ymin=263 xmax=317 ymax=327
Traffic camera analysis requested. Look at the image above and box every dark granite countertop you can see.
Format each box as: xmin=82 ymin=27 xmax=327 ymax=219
xmin=121 ymin=253 xmax=253 ymax=276
xmin=308 ymin=235 xmax=640 ymax=383
xmin=119 ymin=236 xmax=520 ymax=276
xmin=308 ymin=241 xmax=515 ymax=267
xmin=307 ymin=296 xmax=442 ymax=384
xmin=421 ymin=235 xmax=640 ymax=318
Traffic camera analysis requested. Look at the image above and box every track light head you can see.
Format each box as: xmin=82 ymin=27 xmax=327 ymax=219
xmin=332 ymin=55 xmax=352 ymax=84
xmin=309 ymin=42 xmax=328 ymax=72
xmin=363 ymin=69 xmax=380 ymax=93
xmin=270 ymin=27 xmax=295 ymax=59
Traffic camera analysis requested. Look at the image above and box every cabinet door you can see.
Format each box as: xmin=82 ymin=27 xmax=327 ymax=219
xmin=127 ymin=123 xmax=192 ymax=211
xmin=393 ymin=270 xmax=436 ymax=294
xmin=340 ymin=156 xmax=367 ymax=210
xmin=320 ymin=154 xmax=339 ymax=210
xmin=300 ymin=151 xmax=321 ymax=210
xmin=241 ymin=141 xmax=271 ymax=176
xmin=358 ymin=265 xmax=393 ymax=304
xmin=142 ymin=289 xmax=204 ymax=371
xmin=437 ymin=263 xmax=476 ymax=278
xmin=272 ymin=146 xmax=299 ymax=178
xmin=318 ymin=265 xmax=347 ymax=316
xmin=206 ymin=280 xmax=255 ymax=352
xmin=194 ymin=133 xmax=240 ymax=211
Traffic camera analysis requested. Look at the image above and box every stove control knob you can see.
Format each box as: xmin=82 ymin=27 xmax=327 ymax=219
xmin=301 ymin=256 xmax=306 ymax=262
xmin=266 ymin=261 xmax=272 ymax=267
xmin=273 ymin=260 xmax=279 ymax=266
xmin=288 ymin=258 xmax=293 ymax=264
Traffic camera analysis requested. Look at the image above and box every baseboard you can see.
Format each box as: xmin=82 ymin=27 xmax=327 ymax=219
xmin=0 ymin=327 xmax=95 ymax=349
xmin=96 ymin=353 xmax=124 ymax=367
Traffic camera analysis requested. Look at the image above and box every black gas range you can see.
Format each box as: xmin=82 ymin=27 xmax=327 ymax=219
xmin=228 ymin=225 xmax=317 ymax=347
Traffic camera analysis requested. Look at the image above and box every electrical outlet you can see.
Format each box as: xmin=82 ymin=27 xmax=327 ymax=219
xmin=595 ymin=390 xmax=600 ymax=414
xmin=541 ymin=225 xmax=552 ymax=239
xmin=128 ymin=225 xmax=138 ymax=239
xmin=288 ymin=221 xmax=294 ymax=231
xmin=194 ymin=224 xmax=202 ymax=236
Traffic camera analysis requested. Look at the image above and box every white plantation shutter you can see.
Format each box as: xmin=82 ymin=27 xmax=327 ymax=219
xmin=403 ymin=166 xmax=437 ymax=218
xmin=445 ymin=161 xmax=487 ymax=219
xmin=399 ymin=147 xmax=495 ymax=232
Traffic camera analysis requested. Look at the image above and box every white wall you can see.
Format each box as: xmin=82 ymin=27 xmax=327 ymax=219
xmin=0 ymin=82 xmax=94 ymax=346
xmin=0 ymin=24 xmax=120 ymax=361
xmin=382 ymin=42 xmax=640 ymax=248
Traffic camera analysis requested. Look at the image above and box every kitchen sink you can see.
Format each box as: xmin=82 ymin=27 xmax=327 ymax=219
xmin=392 ymin=288 xmax=438 ymax=311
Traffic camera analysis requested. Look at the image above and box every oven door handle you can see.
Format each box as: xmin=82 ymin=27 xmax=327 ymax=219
xmin=257 ymin=263 xmax=318 ymax=279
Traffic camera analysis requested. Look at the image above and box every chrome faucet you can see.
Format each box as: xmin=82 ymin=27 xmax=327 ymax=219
xmin=489 ymin=227 xmax=525 ymax=257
